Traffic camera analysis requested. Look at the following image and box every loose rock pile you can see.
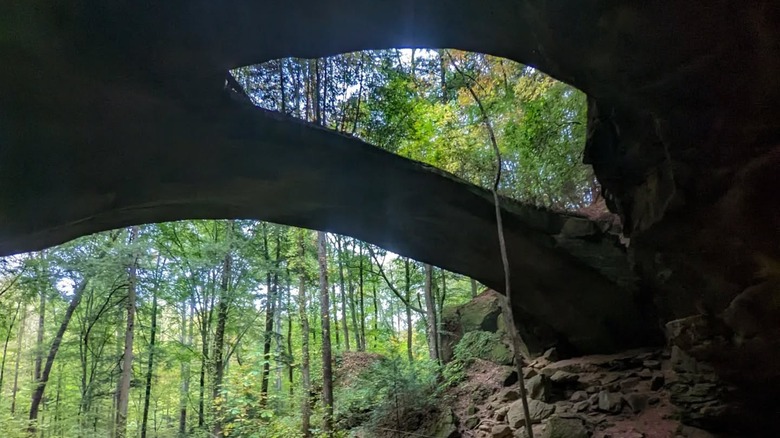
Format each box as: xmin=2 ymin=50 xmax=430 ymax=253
xmin=451 ymin=348 xmax=727 ymax=438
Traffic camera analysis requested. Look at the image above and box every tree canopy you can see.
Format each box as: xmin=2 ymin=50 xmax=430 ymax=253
xmin=0 ymin=49 xmax=595 ymax=437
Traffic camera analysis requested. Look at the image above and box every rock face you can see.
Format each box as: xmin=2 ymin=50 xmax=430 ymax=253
xmin=542 ymin=416 xmax=589 ymax=438
xmin=507 ymin=399 xmax=555 ymax=428
xmin=447 ymin=347 xmax=736 ymax=437
xmin=2 ymin=2 xmax=779 ymax=430
xmin=428 ymin=408 xmax=459 ymax=438
xmin=441 ymin=290 xmax=519 ymax=362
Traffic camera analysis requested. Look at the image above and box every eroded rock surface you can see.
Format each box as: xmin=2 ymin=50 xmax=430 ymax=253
xmin=2 ymin=2 xmax=779 ymax=427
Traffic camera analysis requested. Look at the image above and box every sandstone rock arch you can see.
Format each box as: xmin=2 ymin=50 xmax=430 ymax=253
xmin=1 ymin=2 xmax=778 ymax=366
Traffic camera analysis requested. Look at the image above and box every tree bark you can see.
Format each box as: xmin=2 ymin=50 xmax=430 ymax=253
xmin=279 ymin=58 xmax=287 ymax=115
xmin=471 ymin=278 xmax=478 ymax=298
xmin=438 ymin=269 xmax=447 ymax=361
xmin=29 ymin=280 xmax=88 ymax=434
xmin=404 ymin=259 xmax=413 ymax=363
xmin=358 ymin=243 xmax=366 ymax=351
xmin=178 ymin=298 xmax=192 ymax=437
xmin=331 ymin=283 xmax=340 ymax=350
xmin=115 ymin=226 xmax=139 ymax=438
xmin=260 ymin=222 xmax=277 ymax=405
xmin=0 ymin=301 xmax=21 ymax=401
xmin=336 ymin=236 xmax=350 ymax=351
xmin=286 ymin=284 xmax=294 ymax=396
xmin=140 ymin=277 xmax=160 ymax=438
xmin=34 ymin=282 xmax=45 ymax=383
xmin=317 ymin=231 xmax=334 ymax=437
xmin=423 ymin=264 xmax=440 ymax=364
xmin=347 ymin=258 xmax=360 ymax=353
xmin=10 ymin=304 xmax=27 ymax=415
xmin=372 ymin=282 xmax=379 ymax=350
xmin=211 ymin=246 xmax=231 ymax=438
xmin=297 ymin=232 xmax=312 ymax=438
xmin=274 ymin=276 xmax=285 ymax=393
xmin=449 ymin=51 xmax=535 ymax=438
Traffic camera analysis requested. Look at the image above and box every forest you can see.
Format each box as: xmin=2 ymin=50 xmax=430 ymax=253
xmin=0 ymin=49 xmax=589 ymax=437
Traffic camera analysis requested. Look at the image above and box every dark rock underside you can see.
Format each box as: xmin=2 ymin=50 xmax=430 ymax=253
xmin=1 ymin=2 xmax=779 ymax=418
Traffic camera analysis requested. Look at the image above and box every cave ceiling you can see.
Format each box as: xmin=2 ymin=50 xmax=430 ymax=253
xmin=1 ymin=1 xmax=778 ymax=356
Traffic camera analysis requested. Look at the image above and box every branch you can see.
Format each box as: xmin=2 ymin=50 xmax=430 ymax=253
xmin=225 ymin=312 xmax=262 ymax=362
xmin=0 ymin=269 xmax=23 ymax=299
xmin=367 ymin=247 xmax=423 ymax=314
xmin=450 ymin=50 xmax=534 ymax=438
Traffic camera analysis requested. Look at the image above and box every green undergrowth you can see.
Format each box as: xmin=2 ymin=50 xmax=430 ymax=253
xmin=335 ymin=354 xmax=440 ymax=436
xmin=443 ymin=330 xmax=510 ymax=386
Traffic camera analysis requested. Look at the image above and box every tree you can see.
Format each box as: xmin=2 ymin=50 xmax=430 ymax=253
xmin=212 ymin=243 xmax=232 ymax=437
xmin=317 ymin=231 xmax=334 ymax=437
xmin=115 ymin=226 xmax=139 ymax=438
xmin=29 ymin=280 xmax=89 ymax=434
xmin=297 ymin=231 xmax=312 ymax=438
xmin=0 ymin=46 xmax=590 ymax=438
xmin=423 ymin=264 xmax=440 ymax=364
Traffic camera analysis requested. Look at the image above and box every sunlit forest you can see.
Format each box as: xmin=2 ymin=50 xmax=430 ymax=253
xmin=0 ymin=49 xmax=590 ymax=437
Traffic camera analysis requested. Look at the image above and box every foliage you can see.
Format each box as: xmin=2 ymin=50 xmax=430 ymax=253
xmin=334 ymin=354 xmax=439 ymax=434
xmin=442 ymin=330 xmax=507 ymax=386
xmin=0 ymin=48 xmax=590 ymax=438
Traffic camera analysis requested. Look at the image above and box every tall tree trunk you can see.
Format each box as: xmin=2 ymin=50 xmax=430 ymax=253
xmin=198 ymin=336 xmax=207 ymax=429
xmin=404 ymin=259 xmax=413 ymax=363
xmin=321 ymin=57 xmax=328 ymax=127
xmin=286 ymin=286 xmax=294 ymax=396
xmin=34 ymin=285 xmax=45 ymax=383
xmin=297 ymin=233 xmax=312 ymax=438
xmin=423 ymin=264 xmax=440 ymax=363
xmin=260 ymin=223 xmax=277 ymax=405
xmin=115 ymin=226 xmax=139 ymax=438
xmin=372 ymin=282 xmax=379 ymax=350
xmin=438 ymin=49 xmax=447 ymax=101
xmin=350 ymin=53 xmax=365 ymax=135
xmin=314 ymin=59 xmax=322 ymax=125
xmin=274 ymin=277 xmax=285 ymax=393
xmin=53 ymin=362 xmax=62 ymax=437
xmin=140 ymin=281 xmax=159 ymax=438
xmin=448 ymin=50 xmax=535 ymax=438
xmin=211 ymin=248 xmax=231 ymax=438
xmin=438 ymin=269 xmax=447 ymax=362
xmin=336 ymin=237 xmax=350 ymax=351
xmin=358 ymin=244 xmax=366 ymax=351
xmin=348 ymin=265 xmax=360 ymax=353
xmin=28 ymin=280 xmax=88 ymax=433
xmin=317 ymin=232 xmax=334 ymax=437
xmin=178 ymin=298 xmax=192 ymax=437
xmin=11 ymin=305 xmax=27 ymax=415
xmin=0 ymin=301 xmax=21 ymax=401
xmin=331 ymin=283 xmax=340 ymax=350
xmin=197 ymin=272 xmax=217 ymax=431
xmin=471 ymin=278 xmax=478 ymax=298
xmin=279 ymin=58 xmax=287 ymax=114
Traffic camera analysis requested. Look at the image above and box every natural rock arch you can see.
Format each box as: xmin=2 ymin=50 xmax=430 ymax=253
xmin=1 ymin=1 xmax=779 ymax=389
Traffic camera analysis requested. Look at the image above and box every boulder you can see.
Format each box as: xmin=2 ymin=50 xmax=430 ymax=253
xmin=624 ymin=393 xmax=649 ymax=414
xmin=429 ymin=408 xmax=459 ymax=438
xmin=597 ymin=391 xmax=623 ymax=413
xmin=550 ymin=371 xmax=579 ymax=385
xmin=507 ymin=399 xmax=555 ymax=428
xmin=542 ymin=415 xmax=589 ymax=438
xmin=525 ymin=374 xmax=551 ymax=401
xmin=498 ymin=387 xmax=520 ymax=402
xmin=459 ymin=290 xmax=506 ymax=333
xmin=491 ymin=424 xmax=512 ymax=438
xmin=570 ymin=391 xmax=588 ymax=403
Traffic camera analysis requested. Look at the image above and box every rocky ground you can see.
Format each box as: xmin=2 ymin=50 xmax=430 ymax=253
xmin=437 ymin=346 xmax=732 ymax=438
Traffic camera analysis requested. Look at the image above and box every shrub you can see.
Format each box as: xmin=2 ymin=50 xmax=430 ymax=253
xmin=334 ymin=354 xmax=439 ymax=434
